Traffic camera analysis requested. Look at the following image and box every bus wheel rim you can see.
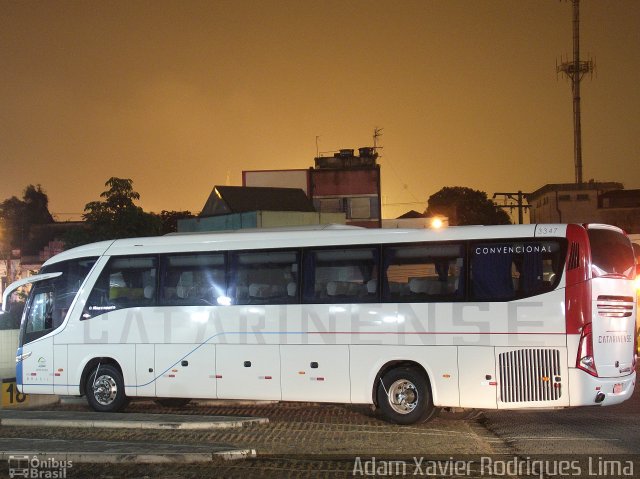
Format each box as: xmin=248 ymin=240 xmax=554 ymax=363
xmin=93 ymin=374 xmax=118 ymax=405
xmin=387 ymin=379 xmax=418 ymax=414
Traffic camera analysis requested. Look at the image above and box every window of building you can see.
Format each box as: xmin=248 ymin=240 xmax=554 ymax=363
xmin=558 ymin=194 xmax=571 ymax=201
xmin=576 ymin=194 xmax=590 ymax=201
xmin=316 ymin=198 xmax=343 ymax=213
xmin=303 ymin=247 xmax=378 ymax=303
xmin=349 ymin=197 xmax=372 ymax=219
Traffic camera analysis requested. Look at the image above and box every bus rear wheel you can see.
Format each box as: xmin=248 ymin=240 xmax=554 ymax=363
xmin=86 ymin=364 xmax=128 ymax=412
xmin=376 ymin=367 xmax=437 ymax=425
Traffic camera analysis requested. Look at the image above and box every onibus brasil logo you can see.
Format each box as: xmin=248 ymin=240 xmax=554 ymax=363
xmin=8 ymin=455 xmax=72 ymax=478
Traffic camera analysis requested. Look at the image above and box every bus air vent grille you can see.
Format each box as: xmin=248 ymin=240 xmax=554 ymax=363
xmin=498 ymin=349 xmax=562 ymax=403
xmin=567 ymin=242 xmax=580 ymax=270
xmin=596 ymin=295 xmax=634 ymax=318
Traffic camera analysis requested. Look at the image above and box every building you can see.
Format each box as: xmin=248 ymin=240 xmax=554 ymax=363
xmin=597 ymin=189 xmax=640 ymax=234
xmin=527 ymin=182 xmax=640 ymax=233
xmin=1 ymin=238 xmax=68 ymax=304
xmin=177 ymin=185 xmax=345 ymax=233
xmin=527 ymin=182 xmax=622 ymax=224
xmin=244 ymin=147 xmax=382 ymax=228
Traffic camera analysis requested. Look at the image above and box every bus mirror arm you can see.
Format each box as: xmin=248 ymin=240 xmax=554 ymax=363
xmin=2 ymin=272 xmax=63 ymax=312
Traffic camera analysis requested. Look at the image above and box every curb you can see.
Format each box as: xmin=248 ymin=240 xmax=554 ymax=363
xmin=59 ymin=397 xmax=280 ymax=407
xmin=0 ymin=417 xmax=267 ymax=430
xmin=0 ymin=449 xmax=257 ymax=464
xmin=0 ymin=411 xmax=269 ymax=431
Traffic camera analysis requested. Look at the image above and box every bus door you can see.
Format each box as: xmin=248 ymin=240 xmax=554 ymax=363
xmin=14 ymin=276 xmax=61 ymax=395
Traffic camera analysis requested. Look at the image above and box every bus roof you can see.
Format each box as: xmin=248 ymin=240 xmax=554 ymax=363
xmin=42 ymin=223 xmax=572 ymax=267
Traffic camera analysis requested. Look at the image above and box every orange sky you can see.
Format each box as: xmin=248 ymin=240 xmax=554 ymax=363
xmin=1 ymin=0 xmax=639 ymax=221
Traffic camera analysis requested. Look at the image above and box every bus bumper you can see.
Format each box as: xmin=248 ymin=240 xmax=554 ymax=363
xmin=568 ymin=368 xmax=636 ymax=406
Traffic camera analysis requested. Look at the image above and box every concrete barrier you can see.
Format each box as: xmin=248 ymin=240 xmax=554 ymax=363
xmin=0 ymin=329 xmax=58 ymax=409
xmin=0 ymin=329 xmax=19 ymax=379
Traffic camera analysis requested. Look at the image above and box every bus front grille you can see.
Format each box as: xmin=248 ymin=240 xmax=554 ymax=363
xmin=498 ymin=349 xmax=562 ymax=403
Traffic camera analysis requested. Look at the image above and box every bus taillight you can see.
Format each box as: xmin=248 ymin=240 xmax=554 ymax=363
xmin=576 ymin=323 xmax=598 ymax=377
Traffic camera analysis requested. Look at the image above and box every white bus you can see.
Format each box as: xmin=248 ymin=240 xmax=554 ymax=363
xmin=4 ymin=223 xmax=637 ymax=424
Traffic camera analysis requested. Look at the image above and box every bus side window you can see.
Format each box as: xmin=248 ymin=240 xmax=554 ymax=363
xmin=229 ymin=250 xmax=299 ymax=305
xmin=302 ymin=247 xmax=379 ymax=303
xmin=160 ymin=253 xmax=226 ymax=306
xmin=382 ymin=243 xmax=464 ymax=302
xmin=83 ymin=256 xmax=157 ymax=319
xmin=471 ymin=240 xmax=563 ymax=301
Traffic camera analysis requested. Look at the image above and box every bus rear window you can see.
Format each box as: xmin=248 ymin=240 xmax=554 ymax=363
xmin=587 ymin=228 xmax=635 ymax=279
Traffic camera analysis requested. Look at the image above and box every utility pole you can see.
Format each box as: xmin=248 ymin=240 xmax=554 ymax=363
xmin=557 ymin=0 xmax=594 ymax=185
xmin=493 ymin=191 xmax=531 ymax=224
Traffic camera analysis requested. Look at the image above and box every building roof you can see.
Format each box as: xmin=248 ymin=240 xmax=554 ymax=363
xmin=527 ymin=182 xmax=623 ymax=201
xmin=397 ymin=210 xmax=427 ymax=219
xmin=200 ymin=186 xmax=316 ymax=217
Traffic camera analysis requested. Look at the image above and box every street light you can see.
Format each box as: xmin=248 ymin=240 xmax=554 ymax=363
xmin=430 ymin=217 xmax=444 ymax=229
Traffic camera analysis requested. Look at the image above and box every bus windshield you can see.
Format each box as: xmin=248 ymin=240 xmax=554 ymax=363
xmin=587 ymin=228 xmax=635 ymax=279
xmin=20 ymin=257 xmax=97 ymax=345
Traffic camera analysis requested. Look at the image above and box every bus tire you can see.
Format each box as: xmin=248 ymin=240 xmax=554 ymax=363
xmin=376 ymin=367 xmax=436 ymax=425
xmin=86 ymin=364 xmax=128 ymax=412
xmin=154 ymin=398 xmax=192 ymax=408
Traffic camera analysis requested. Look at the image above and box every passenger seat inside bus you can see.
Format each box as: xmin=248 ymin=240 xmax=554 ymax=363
xmin=327 ymin=281 xmax=365 ymax=297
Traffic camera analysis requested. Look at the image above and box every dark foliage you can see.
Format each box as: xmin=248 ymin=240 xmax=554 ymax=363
xmin=426 ymin=186 xmax=511 ymax=226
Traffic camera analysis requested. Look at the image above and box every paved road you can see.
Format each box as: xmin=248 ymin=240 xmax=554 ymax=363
xmin=483 ymin=398 xmax=640 ymax=456
xmin=0 ymin=401 xmax=503 ymax=478
xmin=1 ymin=384 xmax=639 ymax=478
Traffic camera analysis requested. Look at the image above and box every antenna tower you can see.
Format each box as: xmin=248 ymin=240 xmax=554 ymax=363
xmin=557 ymin=0 xmax=594 ymax=185
xmin=373 ymin=127 xmax=383 ymax=151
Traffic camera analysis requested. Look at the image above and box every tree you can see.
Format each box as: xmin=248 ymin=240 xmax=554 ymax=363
xmin=81 ymin=177 xmax=161 ymax=242
xmin=156 ymin=210 xmax=195 ymax=235
xmin=426 ymin=186 xmax=511 ymax=226
xmin=0 ymin=184 xmax=54 ymax=252
xmin=23 ymin=185 xmax=55 ymax=225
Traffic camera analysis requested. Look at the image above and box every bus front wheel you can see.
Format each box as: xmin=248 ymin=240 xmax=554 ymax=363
xmin=86 ymin=364 xmax=128 ymax=412
xmin=376 ymin=367 xmax=437 ymax=425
